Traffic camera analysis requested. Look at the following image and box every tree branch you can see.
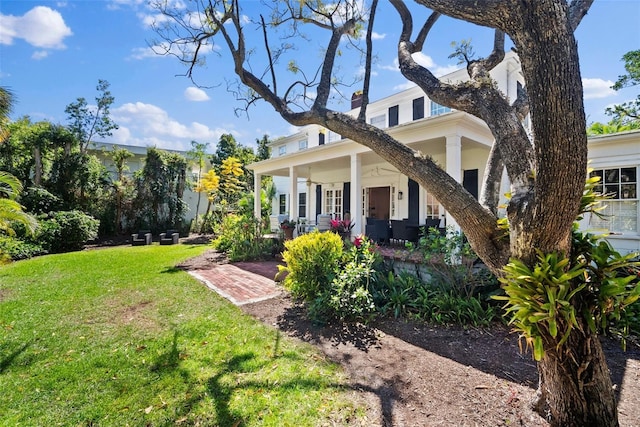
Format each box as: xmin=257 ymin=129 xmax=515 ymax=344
xmin=260 ymin=14 xmax=277 ymax=96
xmin=358 ymin=0 xmax=378 ymax=121
xmin=568 ymin=0 xmax=595 ymax=32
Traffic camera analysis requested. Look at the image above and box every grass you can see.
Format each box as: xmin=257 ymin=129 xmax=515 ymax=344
xmin=0 ymin=244 xmax=365 ymax=426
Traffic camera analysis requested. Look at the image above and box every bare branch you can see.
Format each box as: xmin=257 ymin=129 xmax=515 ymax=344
xmin=568 ymin=0 xmax=595 ymax=32
xmin=512 ymin=82 xmax=530 ymax=121
xmin=358 ymin=0 xmax=378 ymax=121
xmin=260 ymin=15 xmax=278 ymax=96
xmin=413 ymin=11 xmax=440 ymax=53
xmin=312 ymin=17 xmax=358 ymax=109
xmin=480 ymin=142 xmax=504 ymax=215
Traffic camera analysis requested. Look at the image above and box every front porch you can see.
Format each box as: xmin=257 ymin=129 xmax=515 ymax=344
xmin=249 ymin=112 xmax=495 ymax=238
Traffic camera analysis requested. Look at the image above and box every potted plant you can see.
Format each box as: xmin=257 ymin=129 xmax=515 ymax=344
xmin=330 ymin=218 xmax=354 ymax=241
xmin=280 ymin=219 xmax=295 ymax=240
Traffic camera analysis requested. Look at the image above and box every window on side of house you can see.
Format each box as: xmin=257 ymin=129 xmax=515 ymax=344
xmin=388 ymin=105 xmax=399 ymax=127
xmin=430 ymin=101 xmax=451 ymax=116
xmin=298 ymin=192 xmax=307 ymax=218
xmin=369 ymin=114 xmax=385 ymax=128
xmin=319 ymin=132 xmax=325 ymax=145
xmin=298 ymin=139 xmax=308 ymax=150
xmin=413 ymin=97 xmax=424 ymax=120
xmin=278 ymin=145 xmax=287 ymax=156
xmin=279 ymin=194 xmax=287 ymax=215
xmin=589 ymin=166 xmax=638 ymax=233
xmin=426 ymin=192 xmax=441 ymax=220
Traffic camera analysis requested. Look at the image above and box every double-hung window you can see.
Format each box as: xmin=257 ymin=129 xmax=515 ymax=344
xmin=590 ymin=167 xmax=638 ymax=233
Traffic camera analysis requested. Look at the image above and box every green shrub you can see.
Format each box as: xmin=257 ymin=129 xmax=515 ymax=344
xmin=0 ymin=236 xmax=46 ymax=261
xmin=372 ymin=269 xmax=498 ymax=326
xmin=211 ymin=213 xmax=273 ymax=261
xmin=20 ymin=186 xmax=62 ymax=214
xmin=33 ymin=210 xmax=100 ymax=253
xmin=279 ymin=231 xmax=344 ymax=303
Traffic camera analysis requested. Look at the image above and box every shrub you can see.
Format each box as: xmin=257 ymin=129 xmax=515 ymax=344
xmin=33 ymin=210 xmax=99 ymax=253
xmin=211 ymin=213 xmax=273 ymax=261
xmin=279 ymin=231 xmax=344 ymax=303
xmin=20 ymin=186 xmax=62 ymax=214
xmin=0 ymin=236 xmax=46 ymax=262
xmin=315 ymin=237 xmax=381 ymax=322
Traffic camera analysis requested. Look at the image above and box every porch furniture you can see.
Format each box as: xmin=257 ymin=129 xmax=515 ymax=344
xmin=390 ymin=219 xmax=420 ymax=245
xmin=269 ymin=214 xmax=289 ymax=232
xmin=131 ymin=230 xmax=152 ymax=246
xmin=159 ymin=230 xmax=179 ymax=245
xmin=317 ymin=214 xmax=332 ymax=232
xmin=365 ymin=218 xmax=391 ymax=245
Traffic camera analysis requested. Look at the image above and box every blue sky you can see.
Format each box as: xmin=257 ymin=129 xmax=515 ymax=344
xmin=1 ymin=1 xmax=639 ymax=153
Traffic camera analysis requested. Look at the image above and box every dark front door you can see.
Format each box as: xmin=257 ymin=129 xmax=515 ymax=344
xmin=368 ymin=187 xmax=390 ymax=219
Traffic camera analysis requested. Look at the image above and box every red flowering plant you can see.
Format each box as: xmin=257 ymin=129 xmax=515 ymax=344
xmin=330 ymin=218 xmax=354 ymax=234
xmin=280 ymin=219 xmax=295 ymax=230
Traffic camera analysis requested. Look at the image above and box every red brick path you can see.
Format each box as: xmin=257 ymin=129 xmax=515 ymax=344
xmin=189 ymin=261 xmax=283 ymax=306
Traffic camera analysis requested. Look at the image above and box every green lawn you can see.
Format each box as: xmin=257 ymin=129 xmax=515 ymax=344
xmin=0 ymin=245 xmax=364 ymax=426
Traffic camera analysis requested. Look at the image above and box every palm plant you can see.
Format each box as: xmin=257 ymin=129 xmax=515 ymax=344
xmin=0 ymin=170 xmax=38 ymax=236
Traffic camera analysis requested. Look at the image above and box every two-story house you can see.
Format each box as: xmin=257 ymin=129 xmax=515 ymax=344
xmin=248 ymin=52 xmax=639 ymax=255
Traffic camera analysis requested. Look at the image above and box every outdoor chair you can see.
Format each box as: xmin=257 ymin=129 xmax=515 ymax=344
xmin=365 ymin=218 xmax=390 ymax=245
xmin=159 ymin=229 xmax=179 ymax=245
xmin=131 ymin=230 xmax=152 ymax=246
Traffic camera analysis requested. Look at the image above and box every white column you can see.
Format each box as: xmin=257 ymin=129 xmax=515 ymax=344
xmin=289 ymin=166 xmax=298 ymax=220
xmin=445 ymin=134 xmax=462 ymax=231
xmin=253 ymin=173 xmax=262 ymax=219
xmin=306 ymin=180 xmax=312 ymax=220
xmin=350 ymin=153 xmax=362 ymax=236
xmin=418 ymin=185 xmax=426 ymax=224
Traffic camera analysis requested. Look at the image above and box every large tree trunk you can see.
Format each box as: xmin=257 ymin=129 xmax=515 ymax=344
xmin=535 ymin=327 xmax=617 ymax=426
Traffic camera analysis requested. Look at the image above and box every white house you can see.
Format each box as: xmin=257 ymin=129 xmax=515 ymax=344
xmin=248 ymin=52 xmax=639 ymax=255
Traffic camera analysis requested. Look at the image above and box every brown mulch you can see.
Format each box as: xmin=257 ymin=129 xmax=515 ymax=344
xmin=97 ymin=240 xmax=640 ymax=426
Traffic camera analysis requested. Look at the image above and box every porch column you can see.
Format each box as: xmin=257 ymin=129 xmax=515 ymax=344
xmin=289 ymin=166 xmax=298 ymax=220
xmin=306 ymin=180 xmax=312 ymax=219
xmin=253 ymin=173 xmax=262 ymax=219
xmin=445 ymin=134 xmax=462 ymax=231
xmin=350 ymin=153 xmax=362 ymax=235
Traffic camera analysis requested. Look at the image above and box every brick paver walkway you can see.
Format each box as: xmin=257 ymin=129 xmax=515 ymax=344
xmin=189 ymin=261 xmax=283 ymax=306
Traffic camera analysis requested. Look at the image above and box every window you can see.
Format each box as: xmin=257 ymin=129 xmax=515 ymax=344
xmin=430 ymin=101 xmax=451 ymax=116
xmin=426 ymin=192 xmax=440 ymax=219
xmin=324 ymin=189 xmax=343 ymax=218
xmin=319 ymin=132 xmax=325 ymax=145
xmin=328 ymin=131 xmax=342 ymax=142
xmin=369 ymin=114 xmax=385 ymax=128
xmin=589 ymin=167 xmax=638 ymax=233
xmin=279 ymin=194 xmax=287 ymax=215
xmin=278 ymin=145 xmax=287 ymax=156
xmin=298 ymin=192 xmax=307 ymax=218
xmin=298 ymin=139 xmax=308 ymax=150
xmin=388 ymin=105 xmax=399 ymax=127
xmin=413 ymin=97 xmax=424 ymax=120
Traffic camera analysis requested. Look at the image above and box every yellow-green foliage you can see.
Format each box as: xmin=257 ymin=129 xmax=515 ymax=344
xmin=278 ymin=231 xmax=343 ymax=302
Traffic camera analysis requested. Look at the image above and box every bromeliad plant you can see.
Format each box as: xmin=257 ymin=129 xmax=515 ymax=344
xmin=495 ymin=172 xmax=640 ymax=360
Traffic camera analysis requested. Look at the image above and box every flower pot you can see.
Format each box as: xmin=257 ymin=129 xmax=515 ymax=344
xmin=282 ymin=227 xmax=294 ymax=240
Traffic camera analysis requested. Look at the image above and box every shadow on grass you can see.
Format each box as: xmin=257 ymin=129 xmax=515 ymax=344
xmin=206 ymin=351 xmax=351 ymax=426
xmin=160 ymin=266 xmax=183 ymax=274
xmin=0 ymin=341 xmax=31 ymax=374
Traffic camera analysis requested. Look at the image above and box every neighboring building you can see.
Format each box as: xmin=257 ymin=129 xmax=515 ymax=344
xmin=248 ymin=51 xmax=640 ymax=255
xmin=90 ymin=142 xmax=209 ymax=223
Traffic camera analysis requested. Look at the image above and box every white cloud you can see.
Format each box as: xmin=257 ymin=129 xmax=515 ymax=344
xmin=393 ymin=81 xmax=417 ymax=91
xmin=371 ymin=32 xmax=385 ymax=40
xmin=184 ymin=87 xmax=210 ymax=101
xmin=129 ymin=40 xmax=218 ymax=60
xmin=32 ymin=50 xmax=49 ymax=60
xmin=379 ymin=58 xmax=399 ymax=72
xmin=110 ymin=102 xmax=230 ymax=150
xmin=582 ymin=78 xmax=616 ymax=100
xmin=0 ymin=6 xmax=72 ymax=49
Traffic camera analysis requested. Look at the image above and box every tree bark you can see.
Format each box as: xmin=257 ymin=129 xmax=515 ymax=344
xmin=535 ymin=327 xmax=618 ymax=427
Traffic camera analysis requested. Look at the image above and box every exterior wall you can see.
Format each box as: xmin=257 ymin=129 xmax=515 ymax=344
xmin=579 ymin=131 xmax=640 ymax=255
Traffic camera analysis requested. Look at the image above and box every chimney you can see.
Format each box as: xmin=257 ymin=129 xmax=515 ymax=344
xmin=351 ymin=91 xmax=363 ymax=109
